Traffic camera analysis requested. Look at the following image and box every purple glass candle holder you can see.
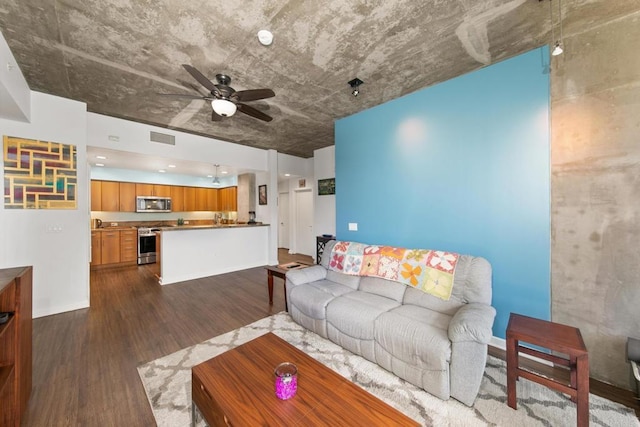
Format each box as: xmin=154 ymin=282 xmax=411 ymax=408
xmin=274 ymin=362 xmax=298 ymax=400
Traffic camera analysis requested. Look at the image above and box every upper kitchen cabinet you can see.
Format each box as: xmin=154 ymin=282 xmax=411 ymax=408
xmin=207 ymin=188 xmax=218 ymax=211
xmin=100 ymin=181 xmax=120 ymax=211
xmin=170 ymin=186 xmax=185 ymax=212
xmin=195 ymin=188 xmax=209 ymax=211
xmin=219 ymin=186 xmax=237 ymax=211
xmin=183 ymin=187 xmax=196 ymax=211
xmin=119 ymin=182 xmax=136 ymax=212
xmin=136 ymin=183 xmax=171 ymax=197
xmin=91 ymin=180 xmax=102 ymax=211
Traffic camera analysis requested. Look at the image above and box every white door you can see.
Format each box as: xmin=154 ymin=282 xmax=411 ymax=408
xmin=278 ymin=192 xmax=290 ymax=248
xmin=295 ymin=189 xmax=314 ymax=256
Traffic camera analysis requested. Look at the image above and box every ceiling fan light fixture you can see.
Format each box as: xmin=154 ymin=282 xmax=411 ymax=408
xmin=211 ymin=99 xmax=237 ymax=117
xmin=348 ymin=77 xmax=364 ymax=97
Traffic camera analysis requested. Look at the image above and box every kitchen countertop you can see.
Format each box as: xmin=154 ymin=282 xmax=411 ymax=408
xmin=158 ymin=223 xmax=269 ymax=231
xmin=92 ymin=226 xmax=137 ymax=231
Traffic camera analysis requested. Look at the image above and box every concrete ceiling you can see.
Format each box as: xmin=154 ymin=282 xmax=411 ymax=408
xmin=0 ymin=1 xmax=612 ymax=158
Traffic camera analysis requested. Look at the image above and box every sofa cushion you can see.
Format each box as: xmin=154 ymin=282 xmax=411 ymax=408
xmin=403 ymin=255 xmax=491 ymax=316
xmin=326 ymin=270 xmax=361 ymax=290
xmin=375 ymin=305 xmax=452 ymax=370
xmin=358 ymin=276 xmax=407 ymax=302
xmin=320 ymin=240 xmax=338 ymax=268
xmin=326 ymin=292 xmax=400 ymax=340
xmin=290 ymin=280 xmax=354 ymax=320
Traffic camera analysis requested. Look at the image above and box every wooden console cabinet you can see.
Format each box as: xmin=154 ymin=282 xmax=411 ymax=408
xmin=0 ymin=266 xmax=32 ymax=427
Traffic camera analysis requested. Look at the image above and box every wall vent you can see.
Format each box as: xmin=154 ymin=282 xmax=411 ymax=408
xmin=150 ymin=131 xmax=175 ymax=145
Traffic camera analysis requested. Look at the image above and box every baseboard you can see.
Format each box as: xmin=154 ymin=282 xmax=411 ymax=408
xmin=490 ymin=335 xmax=553 ymax=366
xmin=33 ymin=299 xmax=89 ymax=319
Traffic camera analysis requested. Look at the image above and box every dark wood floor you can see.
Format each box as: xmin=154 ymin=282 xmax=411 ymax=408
xmin=22 ymin=249 xmax=638 ymax=425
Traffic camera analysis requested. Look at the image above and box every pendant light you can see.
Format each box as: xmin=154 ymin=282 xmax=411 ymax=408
xmin=212 ymin=164 xmax=221 ymax=186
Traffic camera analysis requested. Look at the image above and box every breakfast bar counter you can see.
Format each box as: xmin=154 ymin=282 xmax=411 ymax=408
xmin=157 ymin=223 xmax=269 ymax=285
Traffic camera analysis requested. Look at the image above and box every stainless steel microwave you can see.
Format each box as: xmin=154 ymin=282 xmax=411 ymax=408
xmin=136 ymin=196 xmax=172 ymax=212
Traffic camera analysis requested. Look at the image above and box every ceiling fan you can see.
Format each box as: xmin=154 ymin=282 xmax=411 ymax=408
xmin=160 ymin=64 xmax=275 ymax=122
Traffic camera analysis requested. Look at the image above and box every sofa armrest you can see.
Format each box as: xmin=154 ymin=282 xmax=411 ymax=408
xmin=286 ymin=265 xmax=328 ymax=287
xmin=448 ymin=303 xmax=496 ymax=344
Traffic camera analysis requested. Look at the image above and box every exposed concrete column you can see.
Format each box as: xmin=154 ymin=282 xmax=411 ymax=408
xmin=551 ymin=6 xmax=640 ymax=390
xmin=267 ymin=149 xmax=279 ymax=265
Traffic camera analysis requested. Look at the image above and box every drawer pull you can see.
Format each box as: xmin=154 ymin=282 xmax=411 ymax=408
xmin=199 ymin=383 xmax=213 ymax=400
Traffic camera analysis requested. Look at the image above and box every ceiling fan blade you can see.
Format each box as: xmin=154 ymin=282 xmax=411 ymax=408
xmin=211 ymin=110 xmax=224 ymax=122
xmin=237 ymin=103 xmax=273 ymax=122
xmin=157 ymin=93 xmax=205 ymax=99
xmin=182 ymin=64 xmax=218 ymax=93
xmin=232 ymin=89 xmax=275 ymax=102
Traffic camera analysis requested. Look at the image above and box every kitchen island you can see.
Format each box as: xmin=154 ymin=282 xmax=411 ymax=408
xmin=157 ymin=223 xmax=270 ymax=285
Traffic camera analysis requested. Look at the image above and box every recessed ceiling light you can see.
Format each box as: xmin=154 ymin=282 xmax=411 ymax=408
xmin=207 ymin=175 xmax=213 ymax=178
xmin=158 ymin=169 xmax=166 ymax=173
xmin=221 ymin=171 xmax=228 ymax=174
xmin=284 ymin=173 xmax=290 ymax=177
xmin=95 ymin=163 xmax=105 ymax=167
xmin=96 ymin=155 xmax=107 ymax=160
xmin=257 ymin=30 xmax=273 ymax=46
xmin=168 ymin=164 xmax=176 ymax=168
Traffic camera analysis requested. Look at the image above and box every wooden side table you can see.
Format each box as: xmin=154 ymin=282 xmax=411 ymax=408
xmin=265 ymin=264 xmax=311 ymax=311
xmin=506 ymin=313 xmax=589 ymax=426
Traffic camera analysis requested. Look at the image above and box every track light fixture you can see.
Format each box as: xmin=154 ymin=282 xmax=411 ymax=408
xmin=547 ymin=0 xmax=564 ymax=56
xmin=348 ymin=77 xmax=364 ymax=97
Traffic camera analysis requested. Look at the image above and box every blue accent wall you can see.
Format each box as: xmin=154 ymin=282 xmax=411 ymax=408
xmin=335 ymin=47 xmax=550 ymax=338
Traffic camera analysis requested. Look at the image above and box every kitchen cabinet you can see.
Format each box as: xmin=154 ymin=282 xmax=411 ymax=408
xmin=120 ymin=229 xmax=137 ymax=263
xmin=219 ymin=186 xmax=237 ymax=211
xmin=136 ymin=183 xmax=154 ymax=197
xmin=0 ymin=266 xmax=32 ymax=427
xmin=154 ymin=184 xmax=171 ymax=197
xmin=184 ymin=187 xmax=196 ymax=211
xmin=101 ymin=181 xmax=120 ymax=212
xmin=207 ymin=188 xmax=218 ymax=211
xmin=195 ymin=187 xmax=209 ymax=211
xmin=91 ymin=180 xmax=102 ymax=211
xmin=119 ymin=182 xmax=136 ymax=212
xmin=171 ymin=186 xmax=185 ymax=212
xmin=91 ymin=231 xmax=102 ymax=266
xmin=101 ymin=230 xmax=121 ymax=264
xmin=136 ymin=183 xmax=171 ymax=197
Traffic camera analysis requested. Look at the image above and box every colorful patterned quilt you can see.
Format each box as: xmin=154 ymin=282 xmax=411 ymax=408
xmin=327 ymin=241 xmax=460 ymax=301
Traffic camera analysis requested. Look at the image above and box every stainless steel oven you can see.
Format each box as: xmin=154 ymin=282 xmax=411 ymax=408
xmin=138 ymin=227 xmax=159 ymax=265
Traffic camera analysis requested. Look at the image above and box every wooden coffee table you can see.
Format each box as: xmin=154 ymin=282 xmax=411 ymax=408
xmin=192 ymin=332 xmax=419 ymax=426
xmin=265 ymin=263 xmax=310 ymax=311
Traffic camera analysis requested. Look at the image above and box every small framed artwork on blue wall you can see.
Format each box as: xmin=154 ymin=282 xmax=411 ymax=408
xmin=318 ymin=178 xmax=335 ymax=195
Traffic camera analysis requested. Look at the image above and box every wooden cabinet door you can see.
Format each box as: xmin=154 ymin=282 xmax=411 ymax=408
xmin=207 ymin=188 xmax=219 ymax=211
xmin=170 ymin=186 xmax=184 ymax=212
xmin=91 ymin=180 xmax=102 ymax=211
xmin=101 ymin=230 xmax=121 ymax=264
xmin=136 ymin=183 xmax=154 ymax=197
xmin=153 ymin=184 xmax=171 ymax=197
xmin=184 ymin=187 xmax=196 ymax=211
xmin=228 ymin=186 xmax=237 ymax=211
xmin=195 ymin=187 xmax=209 ymax=211
xmin=119 ymin=182 xmax=136 ymax=212
xmin=100 ymin=181 xmax=120 ymax=211
xmin=91 ymin=231 xmax=102 ymax=266
xmin=119 ymin=229 xmax=137 ymax=263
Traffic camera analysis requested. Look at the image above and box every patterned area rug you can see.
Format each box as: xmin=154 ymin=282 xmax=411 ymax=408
xmin=138 ymin=313 xmax=639 ymax=426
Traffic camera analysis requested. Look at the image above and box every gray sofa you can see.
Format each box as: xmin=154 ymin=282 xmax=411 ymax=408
xmin=285 ymin=240 xmax=495 ymax=406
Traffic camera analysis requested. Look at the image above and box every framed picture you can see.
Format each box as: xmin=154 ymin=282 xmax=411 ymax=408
xmin=318 ymin=178 xmax=335 ymax=196
xmin=298 ymin=179 xmax=306 ymax=188
xmin=258 ymin=184 xmax=267 ymax=205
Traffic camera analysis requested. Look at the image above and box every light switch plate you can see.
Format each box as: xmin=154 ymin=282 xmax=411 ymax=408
xmin=348 ymin=223 xmax=358 ymax=231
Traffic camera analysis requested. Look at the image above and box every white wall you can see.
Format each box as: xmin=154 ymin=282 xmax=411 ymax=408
xmin=0 ymin=92 xmax=89 ymax=318
xmin=313 ymin=145 xmax=335 ymax=238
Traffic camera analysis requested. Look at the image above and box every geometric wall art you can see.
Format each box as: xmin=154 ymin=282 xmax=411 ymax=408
xmin=3 ymin=135 xmax=77 ymax=209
